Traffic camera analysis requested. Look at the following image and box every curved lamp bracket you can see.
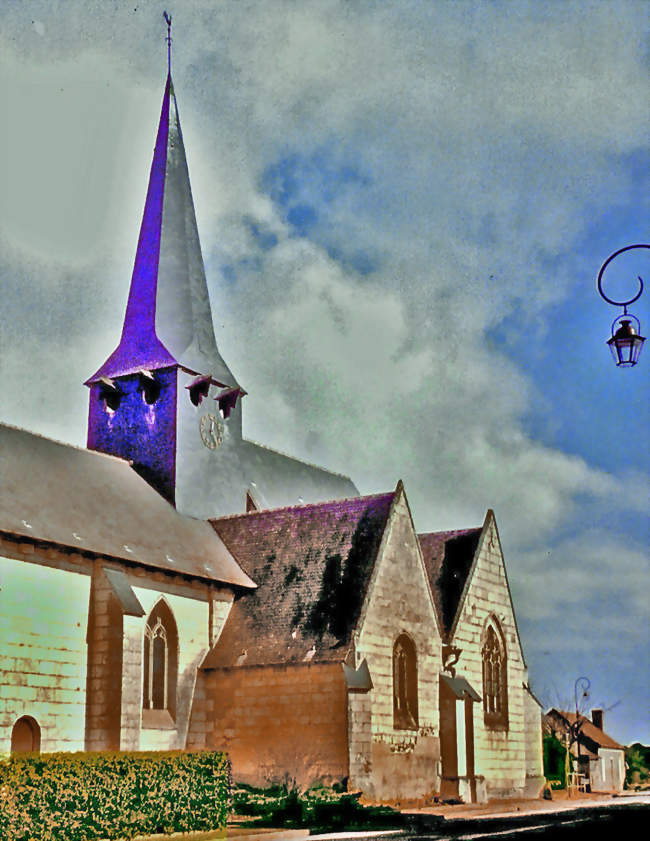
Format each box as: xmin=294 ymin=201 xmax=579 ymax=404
xmin=597 ymin=244 xmax=648 ymax=312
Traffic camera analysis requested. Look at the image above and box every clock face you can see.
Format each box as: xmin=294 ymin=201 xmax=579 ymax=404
xmin=199 ymin=413 xmax=224 ymax=449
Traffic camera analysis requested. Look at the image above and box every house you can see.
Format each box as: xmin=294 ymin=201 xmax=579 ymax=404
xmin=0 ymin=56 xmax=543 ymax=803
xmin=544 ymin=708 xmax=626 ymax=793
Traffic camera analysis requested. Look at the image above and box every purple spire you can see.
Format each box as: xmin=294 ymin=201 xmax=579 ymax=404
xmin=87 ymin=75 xmax=176 ymax=382
xmin=86 ymin=72 xmax=237 ymax=387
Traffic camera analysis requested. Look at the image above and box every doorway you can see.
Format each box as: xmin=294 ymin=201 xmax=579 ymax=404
xmin=11 ymin=716 xmax=41 ymax=754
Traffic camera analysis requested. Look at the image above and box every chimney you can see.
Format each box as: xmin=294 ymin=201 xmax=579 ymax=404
xmin=591 ymin=709 xmax=604 ymax=730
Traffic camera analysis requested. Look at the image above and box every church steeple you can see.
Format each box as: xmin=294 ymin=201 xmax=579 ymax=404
xmin=85 ymin=23 xmax=357 ymax=517
xmin=86 ymin=27 xmax=241 ymax=506
xmin=87 ymin=50 xmax=236 ymax=388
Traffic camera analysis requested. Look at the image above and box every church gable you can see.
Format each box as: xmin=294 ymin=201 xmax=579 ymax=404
xmin=448 ymin=511 xmax=525 ymax=663
xmin=444 ymin=510 xmax=530 ymax=796
xmin=203 ymin=492 xmax=394 ymax=669
xmin=350 ymin=484 xmax=443 ymax=800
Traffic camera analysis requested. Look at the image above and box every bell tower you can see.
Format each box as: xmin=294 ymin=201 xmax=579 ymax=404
xmin=86 ymin=20 xmax=244 ymax=509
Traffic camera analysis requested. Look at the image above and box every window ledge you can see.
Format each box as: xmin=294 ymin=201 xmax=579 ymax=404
xmin=142 ymin=709 xmax=176 ymax=730
xmin=394 ymin=714 xmax=419 ymax=731
xmin=484 ymin=717 xmax=509 ymax=732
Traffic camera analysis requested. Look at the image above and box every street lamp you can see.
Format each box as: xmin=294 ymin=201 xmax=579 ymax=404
xmin=597 ymin=244 xmax=648 ymax=368
xmin=565 ymin=676 xmax=590 ymax=796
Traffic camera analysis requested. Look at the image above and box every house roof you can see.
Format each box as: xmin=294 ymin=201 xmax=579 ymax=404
xmin=548 ymin=709 xmax=625 ymax=751
xmin=0 ymin=424 xmax=254 ymax=589
xmin=202 ymin=491 xmax=395 ymax=668
xmin=418 ymin=527 xmax=483 ymax=636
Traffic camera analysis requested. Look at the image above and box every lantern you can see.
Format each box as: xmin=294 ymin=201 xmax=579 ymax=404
xmin=597 ymin=244 xmax=648 ymax=368
xmin=606 ymin=317 xmax=645 ymax=368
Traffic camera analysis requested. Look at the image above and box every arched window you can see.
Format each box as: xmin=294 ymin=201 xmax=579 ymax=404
xmin=393 ymin=633 xmax=418 ymax=730
xmin=482 ymin=619 xmax=508 ymax=729
xmin=11 ymin=716 xmax=41 ymax=754
xmin=143 ymin=600 xmax=178 ymax=720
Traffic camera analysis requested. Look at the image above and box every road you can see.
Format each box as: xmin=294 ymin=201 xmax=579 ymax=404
xmin=306 ymin=793 xmax=650 ymax=840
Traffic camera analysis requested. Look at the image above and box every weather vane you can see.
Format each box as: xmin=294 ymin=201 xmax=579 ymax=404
xmin=597 ymin=244 xmax=648 ymax=367
xmin=163 ymin=11 xmax=172 ymax=73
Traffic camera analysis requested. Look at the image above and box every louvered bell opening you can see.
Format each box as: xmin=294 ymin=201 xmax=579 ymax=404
xmin=607 ymin=320 xmax=645 ymax=368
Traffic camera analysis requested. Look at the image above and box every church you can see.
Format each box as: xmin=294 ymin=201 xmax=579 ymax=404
xmin=0 ymin=56 xmax=543 ymax=803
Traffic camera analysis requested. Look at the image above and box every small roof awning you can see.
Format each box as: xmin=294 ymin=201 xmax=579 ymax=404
xmin=343 ymin=658 xmax=373 ymax=693
xmin=215 ymin=386 xmax=244 ymax=418
xmin=441 ymin=673 xmax=481 ymax=702
xmin=103 ymin=567 xmax=145 ymax=617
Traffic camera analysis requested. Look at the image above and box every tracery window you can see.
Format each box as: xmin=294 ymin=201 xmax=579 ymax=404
xmin=143 ymin=600 xmax=178 ymax=720
xmin=482 ymin=619 xmax=508 ymax=729
xmin=393 ymin=633 xmax=418 ymax=730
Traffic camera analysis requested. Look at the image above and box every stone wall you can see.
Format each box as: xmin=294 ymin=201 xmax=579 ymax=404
xmin=86 ymin=562 xmax=123 ymax=750
xmin=450 ymin=516 xmax=530 ymax=797
xmin=0 ymin=534 xmax=232 ymax=755
xmin=523 ymin=687 xmax=544 ymax=795
xmin=0 ymin=542 xmax=91 ymax=754
xmin=194 ymin=662 xmax=349 ymax=787
xmin=87 ymin=367 xmax=178 ymax=504
xmin=120 ymin=580 xmax=226 ymax=751
xmin=352 ymin=489 xmax=442 ymax=801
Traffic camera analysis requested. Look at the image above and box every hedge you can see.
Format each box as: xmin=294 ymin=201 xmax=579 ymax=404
xmin=0 ymin=750 xmax=230 ymax=841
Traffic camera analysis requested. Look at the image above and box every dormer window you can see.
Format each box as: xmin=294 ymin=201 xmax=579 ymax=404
xmin=186 ymin=374 xmax=211 ymax=406
xmin=98 ymin=378 xmax=122 ymax=412
xmin=139 ymin=370 xmax=161 ymax=405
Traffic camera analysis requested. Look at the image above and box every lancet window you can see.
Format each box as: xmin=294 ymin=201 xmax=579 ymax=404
xmin=142 ymin=600 xmax=178 ymax=719
xmin=393 ymin=633 xmax=418 ymax=730
xmin=482 ymin=619 xmax=508 ymax=729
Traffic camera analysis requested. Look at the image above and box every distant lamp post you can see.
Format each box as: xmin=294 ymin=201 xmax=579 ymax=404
xmin=597 ymin=244 xmax=648 ymax=368
xmin=567 ymin=676 xmax=590 ymax=795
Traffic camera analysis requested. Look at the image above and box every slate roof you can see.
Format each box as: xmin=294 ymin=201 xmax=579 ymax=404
xmin=418 ymin=527 xmax=483 ymax=637
xmin=549 ymin=710 xmax=625 ymax=751
xmin=0 ymin=424 xmax=254 ymax=589
xmin=240 ymin=439 xmax=359 ymax=511
xmin=203 ymin=491 xmax=395 ymax=668
xmin=87 ymin=74 xmax=237 ymax=387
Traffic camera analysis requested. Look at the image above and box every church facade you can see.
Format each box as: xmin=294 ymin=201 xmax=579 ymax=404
xmin=0 ymin=64 xmax=543 ymax=803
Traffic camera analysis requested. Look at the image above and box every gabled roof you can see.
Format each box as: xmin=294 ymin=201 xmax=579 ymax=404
xmin=418 ymin=527 xmax=482 ymax=637
xmin=202 ymin=491 xmax=395 ymax=668
xmin=238 ymin=439 xmax=359 ymax=511
xmin=0 ymin=424 xmax=254 ymax=589
xmin=548 ymin=709 xmax=625 ymax=751
xmin=87 ymin=73 xmax=236 ymax=387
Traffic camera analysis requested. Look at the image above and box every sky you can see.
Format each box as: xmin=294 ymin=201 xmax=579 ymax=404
xmin=0 ymin=1 xmax=648 ymax=745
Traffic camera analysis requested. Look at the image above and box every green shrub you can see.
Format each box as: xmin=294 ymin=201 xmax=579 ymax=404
xmin=0 ymin=750 xmax=230 ymax=841
xmin=231 ymin=783 xmax=403 ymax=833
xmin=543 ymin=734 xmax=568 ymax=788
xmin=625 ymin=743 xmax=650 ymax=787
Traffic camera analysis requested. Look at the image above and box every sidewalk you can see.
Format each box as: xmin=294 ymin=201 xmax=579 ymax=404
xmin=404 ymin=788 xmax=650 ymax=821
